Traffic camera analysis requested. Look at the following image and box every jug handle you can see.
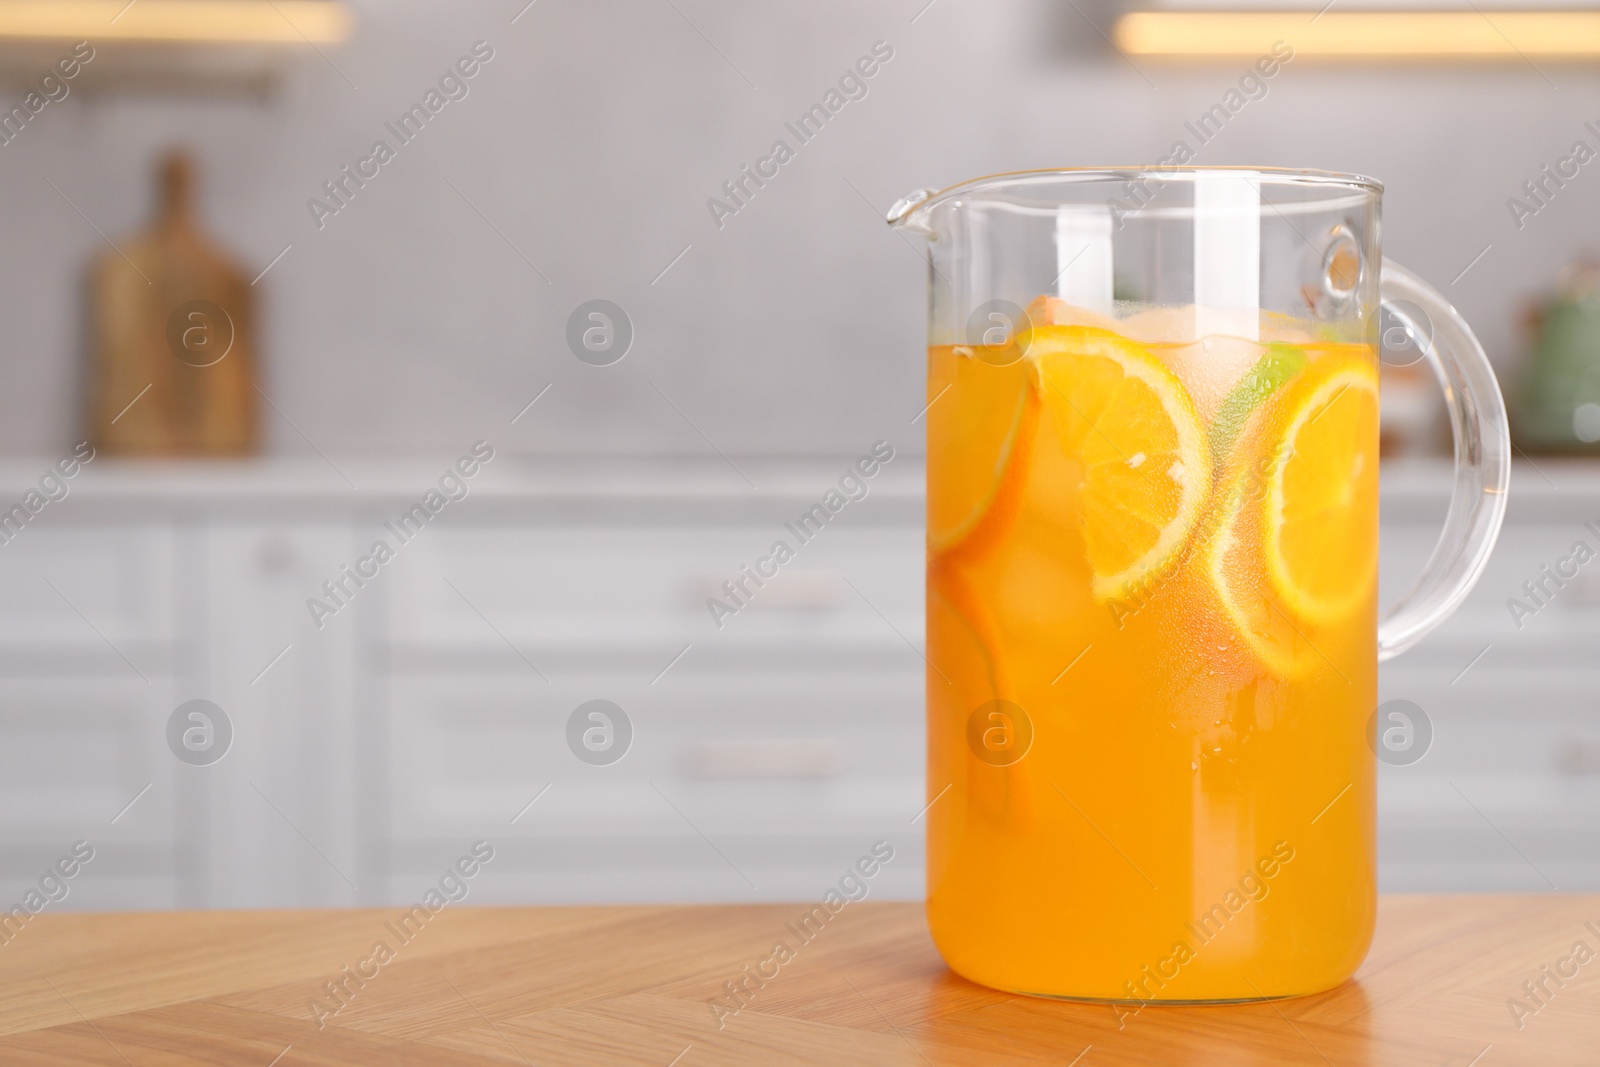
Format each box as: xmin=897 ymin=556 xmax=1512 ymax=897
xmin=1377 ymin=258 xmax=1511 ymax=661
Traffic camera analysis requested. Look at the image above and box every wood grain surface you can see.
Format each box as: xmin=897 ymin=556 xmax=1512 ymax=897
xmin=1 ymin=896 xmax=1595 ymax=1065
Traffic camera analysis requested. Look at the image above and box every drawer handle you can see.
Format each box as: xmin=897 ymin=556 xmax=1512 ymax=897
xmin=1559 ymin=739 xmax=1600 ymax=775
xmin=1570 ymin=571 xmax=1600 ymax=606
xmin=693 ymin=570 xmax=847 ymax=611
xmin=686 ymin=740 xmax=838 ymax=779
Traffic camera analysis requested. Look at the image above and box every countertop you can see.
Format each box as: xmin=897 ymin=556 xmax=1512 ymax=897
xmin=0 ymin=455 xmax=1585 ymax=525
xmin=2 ymin=896 xmax=1595 ymax=1065
xmin=0 ymin=454 xmax=1497 ymax=525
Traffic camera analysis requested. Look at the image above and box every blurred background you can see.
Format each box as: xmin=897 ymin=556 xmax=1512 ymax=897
xmin=1 ymin=0 xmax=1598 ymax=912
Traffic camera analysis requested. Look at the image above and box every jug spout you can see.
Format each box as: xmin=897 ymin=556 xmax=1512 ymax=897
xmin=886 ymin=186 xmax=939 ymax=232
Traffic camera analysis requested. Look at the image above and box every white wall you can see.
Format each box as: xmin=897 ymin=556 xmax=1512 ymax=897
xmin=0 ymin=0 xmax=1590 ymax=457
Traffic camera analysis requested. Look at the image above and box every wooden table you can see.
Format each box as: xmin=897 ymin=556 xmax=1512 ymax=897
xmin=1 ymin=896 xmax=1595 ymax=1065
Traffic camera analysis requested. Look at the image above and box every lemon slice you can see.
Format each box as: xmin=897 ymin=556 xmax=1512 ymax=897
xmin=1028 ymin=326 xmax=1212 ymax=602
xmin=1264 ymin=357 xmax=1380 ymax=626
xmin=927 ymin=345 xmax=1037 ymax=553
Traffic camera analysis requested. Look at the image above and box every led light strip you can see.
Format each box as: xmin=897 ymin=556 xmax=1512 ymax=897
xmin=0 ymin=1 xmax=353 ymax=44
xmin=1115 ymin=11 xmax=1600 ymax=57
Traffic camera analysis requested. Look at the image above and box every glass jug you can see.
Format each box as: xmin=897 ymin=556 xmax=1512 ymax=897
xmin=889 ymin=168 xmax=1509 ymax=1002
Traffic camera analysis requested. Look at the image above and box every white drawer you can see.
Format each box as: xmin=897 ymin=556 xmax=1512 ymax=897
xmin=1380 ymin=497 xmax=1600 ymax=665
xmin=375 ymin=838 xmax=926 ymax=906
xmin=1374 ymin=669 xmax=1600 ymax=890
xmin=0 ymin=525 xmax=176 ymax=664
xmin=0 ymin=677 xmax=187 ymax=910
xmin=0 ymin=677 xmax=182 ymax=840
xmin=381 ymin=524 xmax=923 ymax=660
xmin=379 ymin=670 xmax=922 ymax=844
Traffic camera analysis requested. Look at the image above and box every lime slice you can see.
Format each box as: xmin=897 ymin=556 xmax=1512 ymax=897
xmin=1208 ymin=344 xmax=1308 ymax=461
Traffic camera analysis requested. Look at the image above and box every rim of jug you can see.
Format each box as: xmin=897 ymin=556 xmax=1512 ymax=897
xmin=886 ymin=166 xmax=1384 ymax=228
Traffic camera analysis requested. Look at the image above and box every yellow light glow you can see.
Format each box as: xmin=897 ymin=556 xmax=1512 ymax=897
xmin=1115 ymin=11 xmax=1600 ymax=58
xmin=0 ymin=1 xmax=353 ymax=44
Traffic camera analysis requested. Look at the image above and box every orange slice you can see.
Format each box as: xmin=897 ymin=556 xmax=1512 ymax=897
xmin=928 ymin=570 xmax=1001 ymax=693
xmin=1023 ymin=294 xmax=1121 ymax=333
xmin=1199 ymin=349 xmax=1378 ymax=676
xmin=927 ymin=345 xmax=1037 ymax=553
xmin=1265 ymin=355 xmax=1380 ymax=625
xmin=927 ymin=566 xmax=1032 ymax=826
xmin=1028 ymin=326 xmax=1212 ymax=602
xmin=1198 ymin=466 xmax=1323 ymax=679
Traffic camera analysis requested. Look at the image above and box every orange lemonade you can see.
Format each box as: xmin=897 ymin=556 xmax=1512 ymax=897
xmin=925 ymin=300 xmax=1379 ymax=1001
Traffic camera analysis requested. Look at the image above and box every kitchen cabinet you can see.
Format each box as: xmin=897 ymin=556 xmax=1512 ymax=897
xmin=1378 ymin=461 xmax=1600 ymax=892
xmin=0 ymin=457 xmax=1592 ymax=910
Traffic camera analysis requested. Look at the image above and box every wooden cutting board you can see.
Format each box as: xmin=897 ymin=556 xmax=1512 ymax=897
xmin=86 ymin=150 xmax=258 ymax=456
